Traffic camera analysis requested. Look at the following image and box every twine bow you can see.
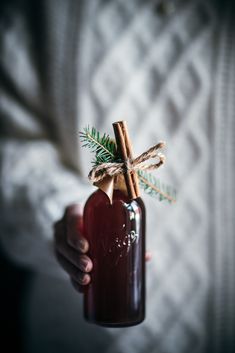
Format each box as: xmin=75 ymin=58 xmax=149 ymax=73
xmin=89 ymin=141 xmax=166 ymax=183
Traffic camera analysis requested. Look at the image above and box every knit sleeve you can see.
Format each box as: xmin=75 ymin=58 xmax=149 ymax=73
xmin=0 ymin=138 xmax=93 ymax=276
xmin=0 ymin=6 xmax=94 ymax=276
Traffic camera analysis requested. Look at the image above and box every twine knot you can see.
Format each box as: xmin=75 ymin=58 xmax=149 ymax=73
xmin=88 ymin=141 xmax=166 ymax=183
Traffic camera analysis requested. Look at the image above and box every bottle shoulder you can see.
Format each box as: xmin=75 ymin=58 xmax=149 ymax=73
xmin=84 ymin=189 xmax=145 ymax=210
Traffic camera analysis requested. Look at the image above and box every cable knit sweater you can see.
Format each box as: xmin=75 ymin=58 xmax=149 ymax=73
xmin=0 ymin=1 xmax=234 ymax=353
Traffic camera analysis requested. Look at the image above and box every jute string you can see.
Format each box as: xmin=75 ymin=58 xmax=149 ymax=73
xmin=89 ymin=141 xmax=166 ymax=183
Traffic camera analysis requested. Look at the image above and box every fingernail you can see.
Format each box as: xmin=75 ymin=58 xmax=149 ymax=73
xmin=78 ymin=273 xmax=90 ymax=285
xmin=80 ymin=258 xmax=89 ymax=272
xmin=70 ymin=237 xmax=85 ymax=251
xmin=78 ymin=238 xmax=86 ymax=251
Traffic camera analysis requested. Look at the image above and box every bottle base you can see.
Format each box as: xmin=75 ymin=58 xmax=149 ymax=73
xmin=84 ymin=316 xmax=145 ymax=327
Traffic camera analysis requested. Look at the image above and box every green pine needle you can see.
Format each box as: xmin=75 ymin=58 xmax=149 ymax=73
xmin=137 ymin=170 xmax=176 ymax=203
xmin=79 ymin=126 xmax=176 ymax=203
xmin=79 ymin=126 xmax=117 ymax=165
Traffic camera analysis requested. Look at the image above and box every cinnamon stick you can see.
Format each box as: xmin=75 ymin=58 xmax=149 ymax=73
xmin=113 ymin=121 xmax=140 ymax=199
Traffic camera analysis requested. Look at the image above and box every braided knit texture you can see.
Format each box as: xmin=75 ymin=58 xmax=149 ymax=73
xmin=78 ymin=0 xmax=217 ymax=352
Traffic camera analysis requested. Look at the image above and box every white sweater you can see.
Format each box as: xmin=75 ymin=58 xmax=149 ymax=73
xmin=0 ymin=0 xmax=234 ymax=352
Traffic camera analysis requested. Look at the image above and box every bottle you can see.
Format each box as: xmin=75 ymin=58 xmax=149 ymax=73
xmin=83 ymin=121 xmax=146 ymax=327
xmin=83 ymin=188 xmax=146 ymax=327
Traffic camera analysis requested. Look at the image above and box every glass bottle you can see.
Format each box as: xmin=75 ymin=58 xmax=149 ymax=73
xmin=83 ymin=188 xmax=146 ymax=327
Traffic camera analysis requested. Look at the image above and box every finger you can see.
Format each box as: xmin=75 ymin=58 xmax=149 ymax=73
xmin=54 ymin=217 xmax=93 ymax=272
xmin=65 ymin=204 xmax=83 ymax=220
xmin=70 ymin=278 xmax=85 ymax=293
xmin=68 ymin=234 xmax=89 ymax=254
xmin=55 ymin=217 xmax=88 ymax=254
xmin=145 ymin=251 xmax=152 ymax=262
xmin=55 ymin=251 xmax=91 ymax=285
xmin=65 ymin=204 xmax=89 ymax=252
xmin=55 ymin=223 xmax=92 ymax=272
xmin=57 ymin=241 xmax=93 ymax=273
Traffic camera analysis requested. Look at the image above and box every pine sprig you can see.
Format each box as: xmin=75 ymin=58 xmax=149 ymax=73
xmin=80 ymin=126 xmax=117 ymax=165
xmin=79 ymin=126 xmax=176 ymax=203
xmin=137 ymin=170 xmax=176 ymax=203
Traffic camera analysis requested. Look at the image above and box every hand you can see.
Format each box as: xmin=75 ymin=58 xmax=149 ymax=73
xmin=54 ymin=204 xmax=152 ymax=293
xmin=54 ymin=204 xmax=92 ymax=293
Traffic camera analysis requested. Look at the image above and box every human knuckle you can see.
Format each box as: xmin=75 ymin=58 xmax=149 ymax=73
xmin=65 ymin=204 xmax=82 ymax=218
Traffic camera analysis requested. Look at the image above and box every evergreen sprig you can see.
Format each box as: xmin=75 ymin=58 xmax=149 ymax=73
xmin=80 ymin=126 xmax=117 ymax=165
xmin=80 ymin=126 xmax=176 ymax=203
xmin=137 ymin=170 xmax=176 ymax=203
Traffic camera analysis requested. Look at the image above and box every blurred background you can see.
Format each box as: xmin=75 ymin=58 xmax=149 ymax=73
xmin=0 ymin=0 xmax=234 ymax=352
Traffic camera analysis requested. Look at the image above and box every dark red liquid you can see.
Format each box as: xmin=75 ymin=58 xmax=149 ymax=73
xmin=83 ymin=189 xmax=146 ymax=327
